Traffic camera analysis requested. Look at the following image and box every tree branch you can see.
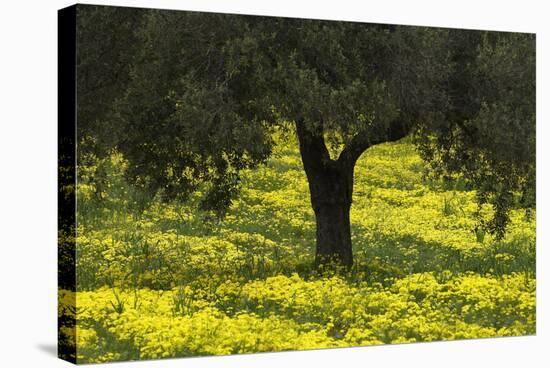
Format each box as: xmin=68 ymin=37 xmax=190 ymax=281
xmin=295 ymin=119 xmax=333 ymax=171
xmin=338 ymin=119 xmax=411 ymax=166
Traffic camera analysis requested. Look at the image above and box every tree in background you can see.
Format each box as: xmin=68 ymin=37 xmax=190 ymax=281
xmin=76 ymin=6 xmax=535 ymax=266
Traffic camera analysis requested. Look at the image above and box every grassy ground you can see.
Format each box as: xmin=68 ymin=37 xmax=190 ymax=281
xmin=61 ymin=132 xmax=535 ymax=363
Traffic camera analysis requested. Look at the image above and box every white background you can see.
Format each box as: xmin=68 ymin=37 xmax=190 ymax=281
xmin=0 ymin=0 xmax=547 ymax=366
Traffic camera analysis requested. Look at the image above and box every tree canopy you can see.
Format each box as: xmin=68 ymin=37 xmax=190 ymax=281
xmin=76 ymin=5 xmax=535 ymax=257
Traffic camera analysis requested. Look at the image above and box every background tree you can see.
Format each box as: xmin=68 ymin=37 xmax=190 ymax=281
xmin=76 ymin=5 xmax=535 ymax=266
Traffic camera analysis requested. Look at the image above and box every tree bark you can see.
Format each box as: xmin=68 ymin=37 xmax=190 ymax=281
xmin=295 ymin=120 xmax=354 ymax=266
xmin=310 ymin=165 xmax=354 ymax=266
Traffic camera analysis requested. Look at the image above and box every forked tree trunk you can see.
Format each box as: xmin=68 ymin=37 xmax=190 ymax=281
xmin=295 ymin=121 xmax=355 ymax=266
xmin=295 ymin=118 xmax=410 ymax=267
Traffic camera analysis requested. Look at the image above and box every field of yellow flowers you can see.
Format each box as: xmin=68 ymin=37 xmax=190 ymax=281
xmin=61 ymin=132 xmax=536 ymax=363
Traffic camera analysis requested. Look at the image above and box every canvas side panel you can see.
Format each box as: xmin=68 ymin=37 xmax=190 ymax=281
xmin=58 ymin=4 xmax=77 ymax=364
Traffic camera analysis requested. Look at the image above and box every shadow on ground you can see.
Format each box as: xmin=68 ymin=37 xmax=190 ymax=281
xmin=36 ymin=343 xmax=57 ymax=357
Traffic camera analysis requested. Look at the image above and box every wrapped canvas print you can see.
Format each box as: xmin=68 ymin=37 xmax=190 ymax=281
xmin=58 ymin=4 xmax=536 ymax=364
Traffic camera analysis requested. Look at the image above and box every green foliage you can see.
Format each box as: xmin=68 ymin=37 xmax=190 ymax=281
xmin=415 ymin=31 xmax=535 ymax=237
xmin=76 ymin=6 xmax=449 ymax=216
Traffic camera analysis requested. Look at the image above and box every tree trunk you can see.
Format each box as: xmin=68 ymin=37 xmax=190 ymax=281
xmin=295 ymin=121 xmax=354 ymax=266
xmin=295 ymin=118 xmax=411 ymax=266
xmin=310 ymin=167 xmax=354 ymax=266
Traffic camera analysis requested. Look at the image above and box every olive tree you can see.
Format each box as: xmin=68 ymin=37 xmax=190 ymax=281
xmin=77 ymin=5 xmax=535 ymax=266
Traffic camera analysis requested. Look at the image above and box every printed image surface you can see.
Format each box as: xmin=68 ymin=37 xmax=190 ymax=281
xmin=58 ymin=5 xmax=535 ymax=364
